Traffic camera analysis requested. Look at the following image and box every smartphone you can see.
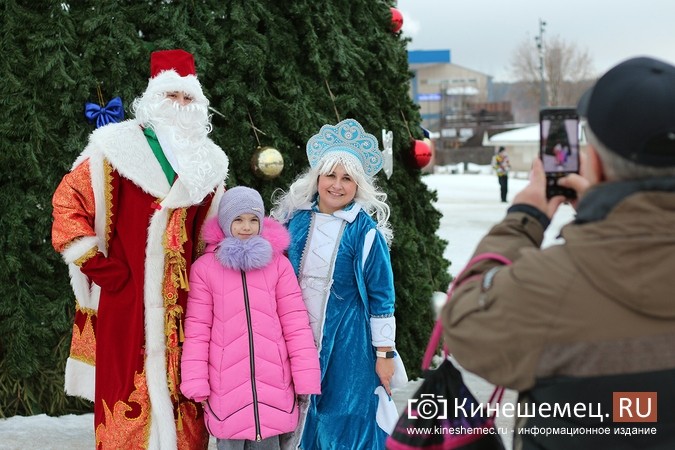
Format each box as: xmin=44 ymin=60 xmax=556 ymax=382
xmin=539 ymin=107 xmax=580 ymax=199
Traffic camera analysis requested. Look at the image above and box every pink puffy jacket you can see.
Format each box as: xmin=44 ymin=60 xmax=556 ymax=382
xmin=180 ymin=217 xmax=321 ymax=440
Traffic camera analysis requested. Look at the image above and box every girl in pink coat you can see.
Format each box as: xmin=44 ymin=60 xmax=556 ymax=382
xmin=180 ymin=186 xmax=321 ymax=450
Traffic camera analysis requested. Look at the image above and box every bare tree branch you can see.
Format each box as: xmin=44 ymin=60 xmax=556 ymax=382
xmin=509 ymin=33 xmax=596 ymax=117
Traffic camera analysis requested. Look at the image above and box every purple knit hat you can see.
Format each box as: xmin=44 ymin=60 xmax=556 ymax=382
xmin=218 ymin=186 xmax=265 ymax=237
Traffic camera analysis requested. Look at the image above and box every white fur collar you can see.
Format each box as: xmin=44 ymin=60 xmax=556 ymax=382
xmin=297 ymin=200 xmax=363 ymax=223
xmin=73 ymin=120 xmax=229 ymax=208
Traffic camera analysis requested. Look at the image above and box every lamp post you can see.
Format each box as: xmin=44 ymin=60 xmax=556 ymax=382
xmin=535 ymin=18 xmax=547 ymax=108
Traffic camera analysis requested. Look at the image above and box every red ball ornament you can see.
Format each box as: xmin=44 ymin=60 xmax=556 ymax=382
xmin=411 ymin=139 xmax=432 ymax=168
xmin=390 ymin=7 xmax=404 ymax=33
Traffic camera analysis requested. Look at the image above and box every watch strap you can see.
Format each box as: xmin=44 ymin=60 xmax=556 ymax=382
xmin=376 ymin=350 xmax=397 ymax=359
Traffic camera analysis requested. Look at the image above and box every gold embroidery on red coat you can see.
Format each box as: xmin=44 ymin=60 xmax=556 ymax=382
xmin=95 ymin=371 xmax=150 ymax=449
xmin=52 ymin=161 xmax=96 ymax=253
xmin=194 ymin=235 xmax=206 ymax=259
xmin=176 ymin=400 xmax=209 ymax=450
xmin=103 ymin=160 xmax=114 ymax=251
xmin=74 ymin=245 xmax=98 ymax=267
xmin=70 ymin=303 xmax=96 ymax=365
xmin=162 ymin=208 xmax=189 ymax=428
xmin=165 ymin=208 xmax=189 ymax=292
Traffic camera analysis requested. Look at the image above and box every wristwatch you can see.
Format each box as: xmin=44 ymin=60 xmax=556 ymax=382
xmin=376 ymin=350 xmax=397 ymax=359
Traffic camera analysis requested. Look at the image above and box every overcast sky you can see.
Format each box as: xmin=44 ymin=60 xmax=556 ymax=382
xmin=397 ymin=0 xmax=675 ymax=82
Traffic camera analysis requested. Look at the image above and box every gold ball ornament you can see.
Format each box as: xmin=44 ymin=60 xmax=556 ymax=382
xmin=251 ymin=146 xmax=284 ymax=179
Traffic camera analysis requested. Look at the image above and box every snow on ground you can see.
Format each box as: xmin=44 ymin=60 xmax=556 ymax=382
xmin=424 ymin=165 xmax=575 ymax=277
xmin=0 ymin=170 xmax=577 ymax=450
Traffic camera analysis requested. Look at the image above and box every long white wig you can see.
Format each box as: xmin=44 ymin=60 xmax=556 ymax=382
xmin=271 ymin=153 xmax=393 ymax=245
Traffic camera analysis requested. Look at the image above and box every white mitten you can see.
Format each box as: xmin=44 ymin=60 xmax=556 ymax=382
xmin=374 ymin=385 xmax=399 ymax=434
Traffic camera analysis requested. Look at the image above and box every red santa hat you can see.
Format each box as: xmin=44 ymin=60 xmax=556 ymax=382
xmin=144 ymin=49 xmax=207 ymax=105
xmin=150 ymin=49 xmax=196 ymax=78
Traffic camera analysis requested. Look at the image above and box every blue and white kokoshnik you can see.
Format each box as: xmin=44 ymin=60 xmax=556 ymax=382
xmin=306 ymin=118 xmax=384 ymax=177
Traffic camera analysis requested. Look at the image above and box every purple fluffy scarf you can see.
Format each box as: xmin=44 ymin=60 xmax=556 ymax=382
xmin=215 ymin=235 xmax=273 ymax=271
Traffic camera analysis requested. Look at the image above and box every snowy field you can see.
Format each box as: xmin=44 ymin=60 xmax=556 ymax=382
xmin=425 ymin=165 xmax=575 ymax=277
xmin=0 ymin=168 xmax=576 ymax=450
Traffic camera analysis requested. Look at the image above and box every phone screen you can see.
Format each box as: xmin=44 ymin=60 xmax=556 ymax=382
xmin=540 ymin=108 xmax=580 ymax=198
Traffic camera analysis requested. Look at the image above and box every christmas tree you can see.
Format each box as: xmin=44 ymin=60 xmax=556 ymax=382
xmin=0 ymin=0 xmax=450 ymax=416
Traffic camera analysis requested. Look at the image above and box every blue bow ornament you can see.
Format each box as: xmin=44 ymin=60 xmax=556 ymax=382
xmin=84 ymin=96 xmax=125 ymax=128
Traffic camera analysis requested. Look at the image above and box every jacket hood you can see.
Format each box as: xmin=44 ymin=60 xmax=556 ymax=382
xmin=562 ymin=187 xmax=675 ymax=319
xmin=202 ymin=217 xmax=290 ymax=271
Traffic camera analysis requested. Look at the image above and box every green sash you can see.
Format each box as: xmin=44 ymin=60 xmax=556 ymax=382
xmin=143 ymin=128 xmax=176 ymax=186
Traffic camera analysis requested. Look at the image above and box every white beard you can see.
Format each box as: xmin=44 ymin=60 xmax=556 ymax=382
xmin=134 ymin=96 xmax=218 ymax=203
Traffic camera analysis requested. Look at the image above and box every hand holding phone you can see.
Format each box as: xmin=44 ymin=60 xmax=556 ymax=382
xmin=539 ymin=108 xmax=580 ymax=199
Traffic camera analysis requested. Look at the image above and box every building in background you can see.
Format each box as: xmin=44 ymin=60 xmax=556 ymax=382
xmin=409 ymin=50 xmax=518 ymax=168
xmin=482 ymin=124 xmax=539 ymax=172
xmin=484 ymin=123 xmax=587 ymax=172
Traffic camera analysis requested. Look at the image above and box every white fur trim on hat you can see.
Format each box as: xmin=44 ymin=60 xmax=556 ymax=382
xmin=144 ymin=70 xmax=208 ymax=106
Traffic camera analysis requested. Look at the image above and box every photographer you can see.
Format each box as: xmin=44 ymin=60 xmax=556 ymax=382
xmin=441 ymin=56 xmax=675 ymax=449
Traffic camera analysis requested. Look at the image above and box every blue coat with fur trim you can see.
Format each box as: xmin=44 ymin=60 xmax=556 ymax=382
xmin=286 ymin=201 xmax=396 ymax=449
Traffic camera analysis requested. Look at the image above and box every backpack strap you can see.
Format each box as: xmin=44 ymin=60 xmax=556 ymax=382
xmin=421 ymin=252 xmax=512 ymax=370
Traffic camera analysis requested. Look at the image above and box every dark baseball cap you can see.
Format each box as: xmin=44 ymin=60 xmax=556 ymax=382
xmin=577 ymin=56 xmax=675 ymax=167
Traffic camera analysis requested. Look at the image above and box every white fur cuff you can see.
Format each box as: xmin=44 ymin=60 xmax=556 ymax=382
xmin=61 ymin=235 xmax=102 ymax=264
xmin=370 ymin=316 xmax=396 ymax=347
